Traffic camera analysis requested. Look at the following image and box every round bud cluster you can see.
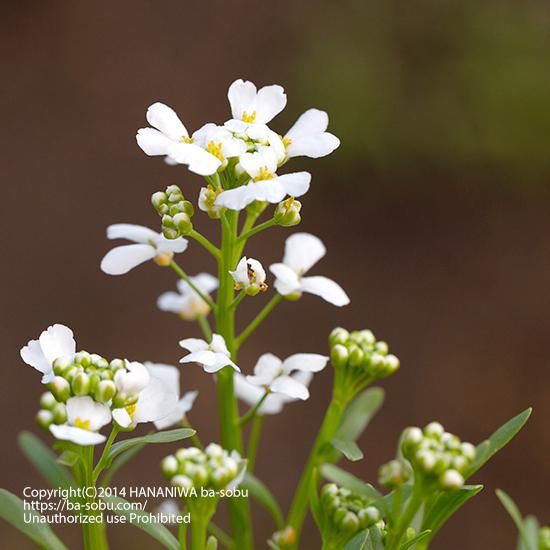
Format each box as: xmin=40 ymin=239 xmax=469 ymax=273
xmin=270 ymin=526 xmax=297 ymax=549
xmin=540 ymin=527 xmax=550 ymax=550
xmin=151 ymin=185 xmax=194 ymax=238
xmin=401 ymin=422 xmax=476 ymax=490
xmin=36 ymin=391 xmax=67 ymax=430
xmin=378 ymin=459 xmax=411 ymax=490
xmin=161 ymin=444 xmax=243 ymax=493
xmin=274 ymin=198 xmax=302 ymax=227
xmin=329 ymin=328 xmax=400 ymax=381
xmin=320 ymin=483 xmax=385 ymax=539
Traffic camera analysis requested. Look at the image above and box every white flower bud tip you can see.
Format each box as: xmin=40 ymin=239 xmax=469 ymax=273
xmin=424 ymin=421 xmax=445 ymax=438
xmin=440 ymin=469 xmax=464 ymax=490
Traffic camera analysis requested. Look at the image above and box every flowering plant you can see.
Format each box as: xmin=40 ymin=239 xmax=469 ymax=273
xmin=1 ymin=79 xmax=533 ymax=549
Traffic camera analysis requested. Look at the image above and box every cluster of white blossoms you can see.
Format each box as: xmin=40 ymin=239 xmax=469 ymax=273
xmin=20 ymin=324 xmax=197 ymax=445
xmin=136 ymin=78 xmax=340 ymax=211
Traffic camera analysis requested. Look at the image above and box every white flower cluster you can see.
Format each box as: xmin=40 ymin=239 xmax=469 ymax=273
xmin=136 ymin=78 xmax=340 ymax=211
xmin=21 ymin=324 xmax=197 ymax=445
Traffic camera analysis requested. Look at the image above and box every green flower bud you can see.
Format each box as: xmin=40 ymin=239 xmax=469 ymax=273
xmin=349 ymin=346 xmax=365 ymax=368
xmin=321 ymin=483 xmax=339 ymax=504
xmin=274 ymin=198 xmax=302 ymax=227
xmin=405 ymin=527 xmax=417 ymax=541
xmin=416 ymin=449 xmax=436 ymax=473
xmin=205 ymin=536 xmax=218 ymax=550
xmin=161 ymin=455 xmax=179 ymax=478
xmin=95 ymin=380 xmax=116 ymax=403
xmin=53 ymin=357 xmax=71 ymax=375
xmin=358 ymin=506 xmax=380 ymax=528
xmin=402 ymin=426 xmax=423 ymax=453
xmin=539 ymin=527 xmax=550 ymax=550
xmin=52 ymin=403 xmax=67 ymax=424
xmin=171 ymin=475 xmax=193 ymax=490
xmin=359 ymin=329 xmax=376 ymax=345
xmin=71 ymin=372 xmax=91 ymax=396
xmin=151 ymin=191 xmax=168 ymax=210
xmin=383 ymin=354 xmax=400 ymax=375
xmin=340 ymin=511 xmax=359 ymax=532
xmin=424 ymin=421 xmax=444 ymax=438
xmin=36 ymin=409 xmax=54 ymax=430
xmin=271 ymin=526 xmax=297 ymax=548
xmin=110 ymin=358 xmax=125 ymax=371
xmin=440 ymin=469 xmax=464 ymax=490
xmin=329 ymin=327 xmax=350 ymax=347
xmin=39 ymin=392 xmax=57 ymax=410
xmin=192 ymin=465 xmax=209 ymax=487
xmin=330 ymin=344 xmax=349 ymax=368
xmin=378 ymin=459 xmax=410 ymax=489
xmin=375 ymin=341 xmax=389 ymax=354
xmin=452 ymin=455 xmax=468 ymax=473
xmin=460 ymin=442 xmax=476 ymax=461
xmin=47 ymin=376 xmax=71 ymax=402
xmin=74 ymin=351 xmax=91 ymax=367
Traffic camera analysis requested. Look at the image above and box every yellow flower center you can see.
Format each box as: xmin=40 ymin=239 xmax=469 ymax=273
xmin=241 ymin=110 xmax=257 ymax=123
xmin=207 ymin=140 xmax=224 ymax=161
xmin=254 ymin=166 xmax=275 ymax=182
xmin=180 ymin=136 xmax=194 ymax=144
xmin=154 ymin=251 xmax=174 ymax=266
xmin=74 ymin=417 xmax=91 ymax=430
xmin=283 ymin=136 xmax=292 ymax=148
xmin=125 ymin=403 xmax=137 ymax=417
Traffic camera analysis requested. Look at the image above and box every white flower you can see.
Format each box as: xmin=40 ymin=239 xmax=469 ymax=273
xmin=198 ymin=186 xmax=223 ymax=218
xmin=179 ymin=334 xmax=239 ymax=373
xmin=144 ymin=362 xmax=198 ymax=430
xmin=246 ymin=353 xmax=327 ymax=400
xmin=283 ymin=109 xmax=340 ymax=159
xmin=215 ymin=148 xmax=310 ymax=211
xmin=229 ymin=257 xmax=267 ymax=295
xmin=101 ymin=223 xmax=188 ymax=275
xmin=20 ymin=324 xmax=76 ymax=383
xmin=191 ymin=123 xmax=247 ymax=166
xmin=50 ymin=396 xmax=111 ymax=446
xmin=234 ymin=371 xmax=313 ymax=415
xmin=112 ymin=361 xmax=178 ymax=429
xmin=226 ymin=78 xmax=287 ymax=126
xmin=136 ymin=102 xmax=222 ymax=176
xmin=269 ymin=233 xmax=350 ymax=306
xmin=157 ymin=273 xmax=218 ymax=321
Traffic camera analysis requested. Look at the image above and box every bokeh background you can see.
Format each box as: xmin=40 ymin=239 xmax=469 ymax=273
xmin=2 ymin=1 xmax=550 ymax=548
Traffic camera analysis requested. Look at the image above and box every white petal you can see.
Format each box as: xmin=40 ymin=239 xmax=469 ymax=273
xmin=253 ymin=353 xmax=283 ymax=381
xmin=180 ymin=349 xmax=218 ymax=367
xmin=227 ymin=79 xmax=257 ymax=120
xmin=300 ymin=275 xmax=350 ymax=306
xmin=106 ymin=224 xmax=159 ymax=244
xmin=157 ymin=291 xmax=185 ymax=314
xmin=134 ymin=378 xmax=178 ymax=423
xmin=115 ymin=362 xmax=151 ymax=396
xmin=50 ymin=425 xmax=106 ymax=446
xmin=283 ymin=233 xmax=326 ymax=274
xmin=240 ymin=149 xmax=278 ymax=178
xmin=287 ymin=132 xmax=340 ymax=159
xmin=168 ymin=142 xmax=221 ymax=176
xmin=256 ymin=84 xmax=287 ymax=124
xmin=146 ymin=102 xmax=188 ymax=141
xmin=179 ymin=338 xmax=209 ymax=353
xmin=155 ymin=235 xmax=189 ymax=254
xmin=214 ymin=183 xmax=268 ymax=211
xmin=112 ymin=408 xmax=133 ymax=428
xmin=210 ymin=334 xmax=230 ymax=356
xmin=269 ymin=263 xmax=301 ymax=295
xmin=193 ymin=273 xmax=218 ymax=294
xmin=136 ymin=128 xmax=175 ymax=156
xmin=20 ymin=339 xmax=51 ymax=377
xmin=234 ymin=374 xmax=284 ymax=415
xmin=37 ymin=324 xmax=76 ymax=368
xmin=286 ymin=109 xmax=329 ymax=139
xmin=247 ymin=258 xmax=266 ymax=284
xmin=270 ymin=375 xmax=309 ymax=400
xmin=229 ymin=257 xmax=250 ymax=287
xmin=100 ymin=244 xmax=156 ymax=275
xmin=154 ymin=391 xmax=198 ymax=430
xmin=144 ymin=362 xmax=180 ymax=397
xmin=277 ymin=172 xmax=311 ymax=198
xmin=283 ymin=353 xmax=328 ymax=374
xmin=66 ymin=396 xmax=111 ymax=431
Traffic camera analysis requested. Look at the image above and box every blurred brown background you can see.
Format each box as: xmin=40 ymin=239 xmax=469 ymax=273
xmin=2 ymin=1 xmax=550 ymax=548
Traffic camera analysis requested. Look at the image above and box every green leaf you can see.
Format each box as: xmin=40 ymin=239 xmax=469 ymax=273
xmin=241 ymin=473 xmax=284 ymax=528
xmin=421 ymin=485 xmax=483 ymax=542
xmin=335 ymin=388 xmax=385 ymax=444
xmin=496 ymin=489 xmax=537 ymax=550
xmin=320 ymin=464 xmax=384 ymax=502
xmin=0 ymin=488 xmax=68 ymax=550
xmin=56 ymin=450 xmax=80 ymax=467
xmin=17 ymin=431 xmax=75 ymax=489
xmin=106 ymin=428 xmax=195 ymax=466
xmin=100 ymin=443 xmax=145 ymax=486
xmin=466 ymin=408 xmax=532 ymax=477
xmin=522 ymin=516 xmax=540 ymax=550
xmin=400 ymin=529 xmax=432 ymax=549
xmin=331 ymin=439 xmax=364 ymax=461
xmin=103 ymin=496 xmax=179 ymax=550
xmin=345 ymin=526 xmax=385 ymax=550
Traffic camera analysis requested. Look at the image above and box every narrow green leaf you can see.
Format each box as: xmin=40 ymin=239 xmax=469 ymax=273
xmin=421 ymin=485 xmax=483 ymax=541
xmin=241 ymin=473 xmax=284 ymax=528
xmin=106 ymin=428 xmax=195 ymax=466
xmin=466 ymin=408 xmax=532 ymax=477
xmin=523 ymin=516 xmax=540 ymax=550
xmin=345 ymin=526 xmax=385 ymax=550
xmin=103 ymin=496 xmax=179 ymax=550
xmin=100 ymin=443 xmax=145 ymax=486
xmin=496 ymin=489 xmax=537 ymax=550
xmin=17 ymin=431 xmax=75 ymax=489
xmin=331 ymin=439 xmax=364 ymax=462
xmin=56 ymin=450 xmax=80 ymax=467
xmin=320 ymin=464 xmax=383 ymax=502
xmin=336 ymin=388 xmax=385 ymax=443
xmin=0 ymin=489 xmax=68 ymax=550
xmin=400 ymin=529 xmax=432 ymax=549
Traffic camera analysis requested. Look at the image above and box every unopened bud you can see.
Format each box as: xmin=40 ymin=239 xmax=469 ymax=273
xmin=330 ymin=344 xmax=349 ymax=368
xmin=205 ymin=536 xmax=218 ymax=550
xmin=161 ymin=455 xmax=178 ymax=478
xmin=171 ymin=475 xmax=193 ymax=490
xmin=329 ymin=327 xmax=349 ymax=346
xmin=358 ymin=506 xmax=380 ymax=528
xmin=424 ymin=422 xmax=444 ymax=438
xmin=272 ymin=526 xmax=296 ymax=548
xmin=95 ymin=380 xmax=116 ymax=403
xmin=40 ymin=392 xmax=57 ymax=410
xmin=440 ymin=469 xmax=464 ymax=490
xmin=36 ymin=409 xmax=54 ymax=430
xmin=52 ymin=403 xmax=67 ymax=424
xmin=47 ymin=376 xmax=71 ymax=402
xmin=274 ymin=198 xmax=302 ymax=227
xmin=53 ymin=357 xmax=71 ymax=375
xmin=340 ymin=511 xmax=359 ymax=532
xmin=460 ymin=442 xmax=476 ymax=461
xmin=405 ymin=527 xmax=417 ymax=541
xmin=416 ymin=449 xmax=436 ymax=472
xmin=71 ymin=372 xmax=91 ymax=396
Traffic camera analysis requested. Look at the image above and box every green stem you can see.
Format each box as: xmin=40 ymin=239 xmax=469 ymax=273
xmin=238 ymin=391 xmax=269 ymax=427
xmin=197 ymin=315 xmax=212 ymax=341
xmin=93 ymin=425 xmax=119 ymax=483
xmin=287 ymin=393 xmax=349 ymax=548
xmin=247 ymin=415 xmax=264 ymax=473
xmin=229 ymin=290 xmax=246 ymax=311
xmin=189 ymin=229 xmax=221 ymax=260
xmin=386 ymin=484 xmax=425 ymax=550
xmin=179 ymin=519 xmax=188 ymax=550
xmin=237 ymin=218 xmax=276 ymax=243
xmin=235 ymin=294 xmax=283 ymax=350
xmin=190 ymin=516 xmax=208 ymax=550
xmin=170 ymin=260 xmax=217 ymax=312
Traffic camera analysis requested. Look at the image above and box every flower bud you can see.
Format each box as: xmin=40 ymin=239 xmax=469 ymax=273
xmin=329 ymin=327 xmax=350 ymax=347
xmin=161 ymin=455 xmax=179 ymax=478
xmin=271 ymin=526 xmax=296 ymax=548
xmin=402 ymin=427 xmax=423 ymax=450
xmin=539 ymin=527 xmax=550 ymax=550
xmin=53 ymin=357 xmax=72 ymax=375
xmin=36 ymin=409 xmax=54 ymax=430
xmin=358 ymin=506 xmax=380 ymax=528
xmin=71 ymin=372 xmax=91 ymax=396
xmin=274 ymin=198 xmax=302 ymax=227
xmin=39 ymin=392 xmax=57 ymax=410
xmin=94 ymin=380 xmax=116 ymax=403
xmin=424 ymin=422 xmax=444 ymax=438
xmin=349 ymin=346 xmax=365 ymax=368
xmin=74 ymin=351 xmax=91 ymax=367
xmin=340 ymin=511 xmax=360 ymax=533
xmin=47 ymin=376 xmax=71 ymax=402
xmin=330 ymin=344 xmax=349 ymax=369
xmin=416 ymin=449 xmax=436 ymax=473
xmin=440 ymin=469 xmax=464 ymax=490
xmin=205 ymin=536 xmax=218 ymax=550
xmin=378 ymin=459 xmax=410 ymax=489
xmin=52 ymin=403 xmax=67 ymax=424
xmin=460 ymin=442 xmax=476 ymax=461
xmin=171 ymin=475 xmax=193 ymax=490
xmin=405 ymin=527 xmax=417 ymax=541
